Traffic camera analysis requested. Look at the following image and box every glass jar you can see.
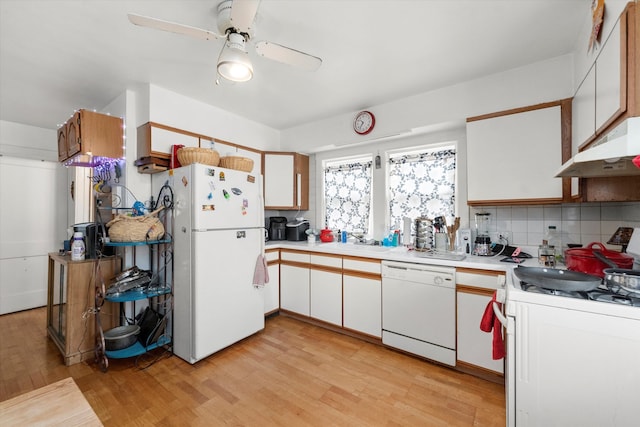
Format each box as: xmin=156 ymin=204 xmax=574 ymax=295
xmin=538 ymin=240 xmax=556 ymax=267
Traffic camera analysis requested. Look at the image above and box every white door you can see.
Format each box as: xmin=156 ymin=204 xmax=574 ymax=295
xmin=0 ymin=157 xmax=66 ymax=314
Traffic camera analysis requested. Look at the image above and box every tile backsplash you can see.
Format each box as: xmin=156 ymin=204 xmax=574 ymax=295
xmin=469 ymin=202 xmax=640 ymax=250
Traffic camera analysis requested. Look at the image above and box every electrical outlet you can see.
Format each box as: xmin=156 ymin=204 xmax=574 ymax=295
xmin=493 ymin=231 xmax=512 ymax=244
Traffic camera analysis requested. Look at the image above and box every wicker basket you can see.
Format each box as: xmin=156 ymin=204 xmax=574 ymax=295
xmin=106 ymin=208 xmax=165 ymax=242
xmin=219 ymin=156 xmax=254 ymax=172
xmin=177 ymin=147 xmax=220 ymax=166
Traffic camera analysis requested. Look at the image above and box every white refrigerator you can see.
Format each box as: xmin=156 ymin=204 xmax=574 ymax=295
xmin=153 ymin=163 xmax=265 ymax=364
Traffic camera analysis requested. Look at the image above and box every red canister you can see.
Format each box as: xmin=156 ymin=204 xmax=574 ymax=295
xmin=320 ymin=228 xmax=334 ymax=243
xmin=564 ymin=242 xmax=634 ymax=278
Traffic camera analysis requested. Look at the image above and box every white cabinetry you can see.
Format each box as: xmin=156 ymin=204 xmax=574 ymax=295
xmin=278 ymin=250 xmax=382 ymax=337
xmin=343 ymin=257 xmax=381 ymax=338
xmin=264 ymin=249 xmax=280 ymax=315
xmin=456 ymin=268 xmax=505 ymax=376
xmin=514 ymin=302 xmax=640 ymax=426
xmin=466 ymin=100 xmax=569 ymax=205
xmin=310 ymin=254 xmax=343 ymax=326
xmin=572 ymin=65 xmax=597 ymax=156
xmin=572 ymin=16 xmax=624 ymax=153
xmin=595 ymin=17 xmax=623 ymax=132
xmin=137 ymin=122 xmax=200 ymax=159
xmin=279 ymin=251 xmax=310 ymax=316
xmin=214 ymin=140 xmax=262 ymax=175
xmin=263 ymin=153 xmax=309 ymax=210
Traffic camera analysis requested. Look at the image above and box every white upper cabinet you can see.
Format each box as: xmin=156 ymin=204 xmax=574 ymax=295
xmin=572 ymin=65 xmax=597 ymax=156
xmin=137 ymin=122 xmax=200 ymax=159
xmin=263 ymin=152 xmax=309 ymax=210
xmin=595 ymin=16 xmax=624 ymax=133
xmin=572 ymin=3 xmax=639 ymax=152
xmin=466 ymin=100 xmax=570 ymax=205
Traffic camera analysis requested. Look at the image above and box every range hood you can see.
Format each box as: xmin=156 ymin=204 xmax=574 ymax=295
xmin=556 ymin=117 xmax=640 ymax=177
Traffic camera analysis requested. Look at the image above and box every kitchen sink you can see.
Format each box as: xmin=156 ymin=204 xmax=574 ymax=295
xmin=414 ymin=251 xmax=467 ymax=261
xmin=351 ymin=244 xmax=391 ymax=252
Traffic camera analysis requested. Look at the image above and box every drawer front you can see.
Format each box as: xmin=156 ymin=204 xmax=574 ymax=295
xmin=280 ymin=251 xmax=310 ymax=263
xmin=265 ymin=250 xmax=279 ymax=262
xmin=310 ymin=254 xmax=342 ymax=269
xmin=457 ymin=269 xmax=505 ymax=290
xmin=343 ymin=257 xmax=381 ymax=274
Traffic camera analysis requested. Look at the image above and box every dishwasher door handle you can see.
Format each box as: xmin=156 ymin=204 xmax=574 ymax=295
xmin=493 ymin=302 xmax=507 ymax=327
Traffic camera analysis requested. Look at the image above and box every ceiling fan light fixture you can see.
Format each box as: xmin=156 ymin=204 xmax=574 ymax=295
xmin=217 ymin=33 xmax=253 ymax=82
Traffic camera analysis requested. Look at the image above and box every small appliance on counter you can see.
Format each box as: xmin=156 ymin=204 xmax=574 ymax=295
xmin=268 ymin=216 xmax=288 ymax=241
xmin=72 ymin=222 xmax=110 ymax=259
xmin=286 ymin=219 xmax=310 ymax=241
xmin=473 ymin=212 xmax=492 ymax=256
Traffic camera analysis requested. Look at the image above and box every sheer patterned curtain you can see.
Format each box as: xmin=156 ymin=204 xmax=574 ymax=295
xmin=324 ymin=160 xmax=372 ymax=233
xmin=388 ymin=148 xmax=456 ymax=228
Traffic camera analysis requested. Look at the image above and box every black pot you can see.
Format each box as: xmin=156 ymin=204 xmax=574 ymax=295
xmin=104 ymin=325 xmax=140 ymax=350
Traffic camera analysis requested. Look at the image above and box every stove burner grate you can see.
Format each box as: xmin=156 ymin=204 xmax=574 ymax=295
xmin=520 ymin=281 xmax=640 ymax=306
xmin=520 ymin=282 xmax=588 ymax=299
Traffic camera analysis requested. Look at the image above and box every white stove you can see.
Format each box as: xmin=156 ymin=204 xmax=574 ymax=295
xmin=499 ymin=266 xmax=640 ymax=427
xmin=506 ymin=268 xmax=640 ymax=318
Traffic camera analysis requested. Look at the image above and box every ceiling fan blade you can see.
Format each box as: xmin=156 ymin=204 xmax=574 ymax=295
xmin=229 ymin=0 xmax=260 ymax=33
xmin=255 ymin=41 xmax=322 ymax=71
xmin=127 ymin=13 xmax=223 ymax=41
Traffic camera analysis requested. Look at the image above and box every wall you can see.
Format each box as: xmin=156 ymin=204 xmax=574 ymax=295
xmin=0 ymin=120 xmax=58 ymax=162
xmin=470 ymin=203 xmax=640 ymax=251
xmin=290 ymin=54 xmax=574 ymax=239
xmin=146 ymin=84 xmax=280 ymax=151
xmin=312 ymin=127 xmax=466 ymax=240
xmin=280 ymin=54 xmax=574 ymax=153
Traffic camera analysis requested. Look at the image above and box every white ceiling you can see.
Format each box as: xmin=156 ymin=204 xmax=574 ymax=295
xmin=0 ymin=0 xmax=589 ymax=132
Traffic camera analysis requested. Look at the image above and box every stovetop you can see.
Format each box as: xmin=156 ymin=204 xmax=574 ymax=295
xmin=519 ymin=282 xmax=640 ymax=307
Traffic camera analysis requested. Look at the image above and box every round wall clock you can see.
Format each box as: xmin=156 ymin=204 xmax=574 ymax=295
xmin=353 ymin=110 xmax=375 ymax=135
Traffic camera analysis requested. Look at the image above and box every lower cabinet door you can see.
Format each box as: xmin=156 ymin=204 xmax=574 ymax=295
xmin=456 ymin=290 xmax=504 ymax=374
xmin=280 ymin=264 xmax=310 ymax=316
xmin=343 ymin=274 xmax=381 ymax=338
xmin=264 ymin=263 xmax=280 ymax=314
xmin=310 ymin=268 xmax=342 ymax=326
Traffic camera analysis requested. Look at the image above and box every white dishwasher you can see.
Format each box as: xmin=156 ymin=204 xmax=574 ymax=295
xmin=382 ymin=260 xmax=456 ymax=366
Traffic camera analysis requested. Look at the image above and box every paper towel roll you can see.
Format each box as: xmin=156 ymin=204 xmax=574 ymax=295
xmin=403 ymin=217 xmax=412 ymax=246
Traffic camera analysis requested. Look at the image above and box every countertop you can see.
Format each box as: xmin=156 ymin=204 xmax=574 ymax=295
xmin=265 ymin=241 xmax=541 ymax=272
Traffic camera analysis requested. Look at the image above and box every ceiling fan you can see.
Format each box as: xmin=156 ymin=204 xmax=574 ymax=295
xmin=128 ymin=0 xmax=322 ymax=83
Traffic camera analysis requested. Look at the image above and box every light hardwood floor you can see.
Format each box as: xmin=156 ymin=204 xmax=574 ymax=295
xmin=0 ymin=307 xmax=506 ymax=426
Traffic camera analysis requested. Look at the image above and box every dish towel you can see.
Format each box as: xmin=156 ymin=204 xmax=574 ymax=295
xmin=480 ymin=291 xmax=505 ymax=360
xmin=252 ymin=254 xmax=269 ymax=287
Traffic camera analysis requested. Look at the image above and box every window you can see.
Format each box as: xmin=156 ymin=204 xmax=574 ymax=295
xmin=323 ymin=158 xmax=373 ymax=233
xmin=388 ymin=146 xmax=456 ymax=228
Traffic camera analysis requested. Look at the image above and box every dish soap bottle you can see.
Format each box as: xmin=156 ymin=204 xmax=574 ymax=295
xmin=71 ymin=232 xmax=86 ymax=261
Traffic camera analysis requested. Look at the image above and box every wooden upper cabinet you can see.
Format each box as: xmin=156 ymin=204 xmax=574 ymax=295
xmin=466 ymin=99 xmax=572 ymax=206
xmin=57 ymin=125 xmax=67 ymax=162
xmin=263 ymin=152 xmax=309 ymax=210
xmin=66 ymin=111 xmax=81 ymax=158
xmin=57 ymin=110 xmax=123 ymax=162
